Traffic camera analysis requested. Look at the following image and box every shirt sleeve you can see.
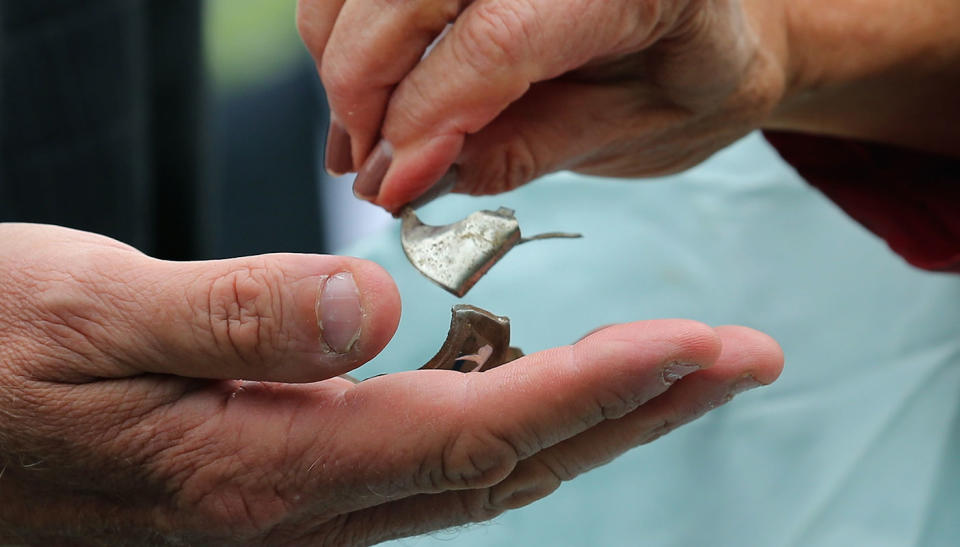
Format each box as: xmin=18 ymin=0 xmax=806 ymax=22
xmin=763 ymin=131 xmax=960 ymax=273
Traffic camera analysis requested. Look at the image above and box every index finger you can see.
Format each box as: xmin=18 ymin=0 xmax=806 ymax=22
xmin=313 ymin=0 xmax=472 ymax=170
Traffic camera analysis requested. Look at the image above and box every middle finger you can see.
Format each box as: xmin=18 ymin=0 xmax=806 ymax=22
xmin=321 ymin=0 xmax=472 ymax=167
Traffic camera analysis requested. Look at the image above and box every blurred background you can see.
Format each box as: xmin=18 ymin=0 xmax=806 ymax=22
xmin=0 ymin=0 xmax=391 ymax=259
xmin=205 ymin=0 xmax=391 ymax=257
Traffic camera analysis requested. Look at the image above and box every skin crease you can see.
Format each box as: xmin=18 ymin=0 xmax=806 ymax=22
xmin=0 ymin=223 xmax=783 ymax=545
xmin=303 ymin=0 xmax=960 ymax=212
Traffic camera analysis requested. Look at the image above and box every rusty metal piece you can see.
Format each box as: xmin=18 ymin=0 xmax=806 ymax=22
xmin=420 ymin=304 xmax=524 ymax=372
xmin=400 ymin=206 xmax=581 ymax=297
xmin=341 ymin=305 xmax=523 ymax=383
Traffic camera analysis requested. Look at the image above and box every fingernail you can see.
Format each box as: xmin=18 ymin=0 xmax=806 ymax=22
xmin=316 ymin=272 xmax=362 ymax=354
xmin=353 ymin=140 xmax=393 ymax=201
xmin=407 ymin=166 xmax=459 ymax=210
xmin=661 ymin=362 xmax=700 ymax=385
xmin=325 ymin=118 xmax=354 ymax=176
xmin=710 ymin=375 xmax=763 ymax=409
xmin=729 ymin=375 xmax=762 ymax=396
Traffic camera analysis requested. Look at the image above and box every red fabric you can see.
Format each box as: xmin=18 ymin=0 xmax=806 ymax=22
xmin=764 ymin=131 xmax=960 ymax=273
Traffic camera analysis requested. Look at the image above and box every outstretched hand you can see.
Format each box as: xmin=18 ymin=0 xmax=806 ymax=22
xmin=0 ymin=223 xmax=781 ymax=545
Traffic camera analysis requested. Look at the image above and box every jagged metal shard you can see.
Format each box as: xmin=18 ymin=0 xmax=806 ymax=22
xmin=341 ymin=305 xmax=522 ymax=382
xmin=400 ymin=206 xmax=581 ymax=297
xmin=420 ymin=304 xmax=524 ymax=373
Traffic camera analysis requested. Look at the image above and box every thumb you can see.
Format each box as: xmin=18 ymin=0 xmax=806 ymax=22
xmin=4 ymin=223 xmax=401 ymax=383
xmin=131 ymin=253 xmax=402 ymax=382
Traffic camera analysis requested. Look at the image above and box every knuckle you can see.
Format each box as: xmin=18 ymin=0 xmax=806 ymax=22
xmin=318 ymin=60 xmax=352 ymax=104
xmin=467 ymin=132 xmax=541 ymax=194
xmin=318 ymin=39 xmax=388 ymax=106
xmin=456 ymin=1 xmax=537 ymax=72
xmin=638 ymin=418 xmax=674 ymax=445
xmin=481 ymin=459 xmax=565 ymax=514
xmin=456 ymin=489 xmax=508 ymax=524
xmin=319 ymin=48 xmax=376 ymax=111
xmin=203 ymin=262 xmax=289 ymax=367
xmin=499 ymin=134 xmax=541 ymax=190
xmin=384 ymin=75 xmax=437 ymax=141
xmin=536 ymin=452 xmax=578 ymax=483
xmin=434 ymin=427 xmax=520 ymax=490
xmin=593 ymin=386 xmax=641 ymax=421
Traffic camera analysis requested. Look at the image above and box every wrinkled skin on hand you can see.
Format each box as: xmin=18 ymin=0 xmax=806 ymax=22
xmin=0 ymin=223 xmax=781 ymax=545
xmin=299 ymin=0 xmax=789 ymax=211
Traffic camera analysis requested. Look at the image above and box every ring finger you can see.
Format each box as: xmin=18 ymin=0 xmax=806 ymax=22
xmin=316 ymin=0 xmax=473 ymax=168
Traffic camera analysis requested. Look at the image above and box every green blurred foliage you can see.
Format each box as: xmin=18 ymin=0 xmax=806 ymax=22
xmin=204 ymin=0 xmax=305 ymax=91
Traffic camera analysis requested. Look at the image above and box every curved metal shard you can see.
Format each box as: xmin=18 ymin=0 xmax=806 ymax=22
xmin=400 ymin=206 xmax=581 ymax=297
xmin=343 ymin=305 xmax=523 ymax=383
xmin=420 ymin=304 xmax=523 ymax=372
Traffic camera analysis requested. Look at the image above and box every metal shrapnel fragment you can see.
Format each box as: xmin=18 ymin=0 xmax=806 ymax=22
xmin=420 ymin=304 xmax=523 ymax=372
xmin=400 ymin=206 xmax=580 ymax=297
xmin=342 ymin=305 xmax=523 ymax=383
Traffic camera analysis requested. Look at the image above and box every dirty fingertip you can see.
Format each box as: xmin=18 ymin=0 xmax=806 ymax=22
xmin=713 ymin=325 xmax=784 ymax=384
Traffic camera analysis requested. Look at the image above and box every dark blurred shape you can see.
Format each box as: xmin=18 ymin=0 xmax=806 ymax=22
xmin=209 ymin=61 xmax=325 ymax=259
xmin=147 ymin=0 xmax=206 ymax=260
xmin=0 ymin=0 xmax=203 ymax=259
xmin=0 ymin=0 xmax=325 ymax=259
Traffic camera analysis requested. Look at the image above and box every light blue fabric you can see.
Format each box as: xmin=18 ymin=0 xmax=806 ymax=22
xmin=342 ymin=133 xmax=960 ymax=547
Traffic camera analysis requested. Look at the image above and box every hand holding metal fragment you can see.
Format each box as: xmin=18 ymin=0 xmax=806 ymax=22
xmin=400 ymin=206 xmax=581 ymax=297
xmin=420 ymin=304 xmax=524 ymax=372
